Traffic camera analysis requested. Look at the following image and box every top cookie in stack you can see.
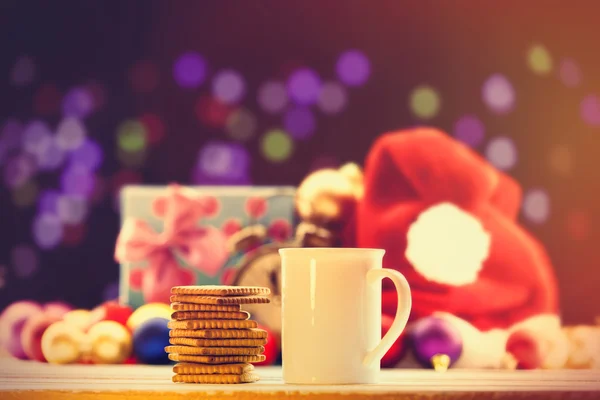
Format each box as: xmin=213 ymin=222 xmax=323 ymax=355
xmin=166 ymin=285 xmax=271 ymax=384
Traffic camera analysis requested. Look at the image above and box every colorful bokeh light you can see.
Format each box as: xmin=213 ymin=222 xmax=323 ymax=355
xmin=453 ymin=115 xmax=485 ymax=148
xmin=69 ymin=138 xmax=103 ymax=171
xmin=527 ymin=44 xmax=553 ymax=75
xmin=482 ymin=74 xmax=516 ymax=114
xmin=11 ymin=245 xmax=39 ymax=279
xmin=410 ymin=86 xmax=441 ymax=119
xmin=580 ymin=95 xmax=600 ymax=126
xmin=22 ymin=121 xmax=52 ymax=158
xmin=3 ymin=154 xmax=36 ymax=188
xmin=85 ymin=81 xmax=107 ymax=112
xmin=62 ymin=87 xmax=94 ymax=119
xmin=522 ymin=189 xmax=550 ymax=224
xmin=32 ymin=213 xmax=64 ymax=250
xmin=194 ymin=141 xmax=250 ymax=184
xmin=10 ymin=55 xmax=35 ymax=86
xmin=38 ymin=141 xmax=66 ymax=171
xmin=173 ymin=52 xmax=208 ymax=89
xmin=212 ymin=70 xmax=246 ymax=104
xmin=117 ymin=120 xmax=147 ymax=152
xmin=336 ymin=50 xmax=371 ymax=87
xmin=225 ymin=108 xmax=257 ymax=142
xmin=60 ymin=165 xmax=96 ymax=198
xmin=257 ymin=81 xmax=288 ymax=114
xmin=261 ymin=129 xmax=293 ymax=162
xmin=283 ymin=106 xmax=316 ymax=140
xmin=287 ymin=68 xmax=321 ymax=105
xmin=56 ymin=117 xmax=86 ymax=151
xmin=317 ymin=82 xmax=348 ymax=114
xmin=12 ymin=180 xmax=38 ymax=208
xmin=195 ymin=95 xmax=233 ymax=128
xmin=139 ymin=113 xmax=166 ymax=144
xmin=57 ymin=195 xmax=88 ymax=225
xmin=559 ymin=58 xmax=582 ymax=88
xmin=38 ymin=190 xmax=60 ymax=214
xmin=485 ymin=136 xmax=518 ymax=171
xmin=34 ymin=83 xmax=62 ymax=116
xmin=0 ymin=120 xmax=23 ymax=165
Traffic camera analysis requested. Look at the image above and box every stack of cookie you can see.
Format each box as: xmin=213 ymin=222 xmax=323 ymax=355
xmin=166 ymin=285 xmax=271 ymax=384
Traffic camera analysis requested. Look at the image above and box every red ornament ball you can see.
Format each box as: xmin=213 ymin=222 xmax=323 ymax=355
xmin=506 ymin=329 xmax=543 ymax=370
xmin=21 ymin=312 xmax=62 ymax=361
xmin=381 ymin=313 xmax=406 ymax=368
xmin=89 ymin=302 xmax=134 ymax=330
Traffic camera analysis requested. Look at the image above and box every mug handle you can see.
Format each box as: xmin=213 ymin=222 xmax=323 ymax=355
xmin=363 ymin=268 xmax=412 ymax=367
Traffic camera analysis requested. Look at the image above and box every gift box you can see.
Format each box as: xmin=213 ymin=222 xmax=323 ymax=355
xmin=116 ymin=184 xmax=297 ymax=309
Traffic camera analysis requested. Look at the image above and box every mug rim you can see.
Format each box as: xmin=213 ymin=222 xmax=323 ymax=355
xmin=279 ymin=247 xmax=385 ymax=254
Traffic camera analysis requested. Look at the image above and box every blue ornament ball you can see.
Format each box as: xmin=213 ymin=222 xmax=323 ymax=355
xmin=132 ymin=317 xmax=170 ymax=365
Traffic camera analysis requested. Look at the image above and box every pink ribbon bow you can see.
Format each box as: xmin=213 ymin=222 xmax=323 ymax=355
xmin=114 ymin=184 xmax=228 ymax=304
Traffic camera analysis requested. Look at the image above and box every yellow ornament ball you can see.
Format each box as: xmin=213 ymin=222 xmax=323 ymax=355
xmin=41 ymin=321 xmax=85 ymax=364
xmin=127 ymin=303 xmax=172 ymax=332
xmin=87 ymin=320 xmax=132 ymax=364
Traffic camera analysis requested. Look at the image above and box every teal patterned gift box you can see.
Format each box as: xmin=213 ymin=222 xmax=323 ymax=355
xmin=116 ymin=184 xmax=297 ymax=309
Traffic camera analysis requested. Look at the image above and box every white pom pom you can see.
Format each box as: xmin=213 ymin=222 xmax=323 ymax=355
xmin=405 ymin=202 xmax=491 ymax=286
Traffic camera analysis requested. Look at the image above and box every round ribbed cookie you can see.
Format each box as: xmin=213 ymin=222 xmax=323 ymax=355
xmin=165 ymin=345 xmax=265 ymax=356
xmin=167 ymin=319 xmax=258 ymax=330
xmin=168 ymin=353 xmax=266 ymax=364
xmin=171 ymin=310 xmax=250 ymax=321
xmin=170 ymin=294 xmax=270 ymax=305
xmin=171 ymin=303 xmax=240 ymax=312
xmin=169 ymin=337 xmax=267 ymax=347
xmin=169 ymin=328 xmax=268 ymax=339
xmin=173 ymin=362 xmax=254 ymax=375
xmin=173 ymin=372 xmax=259 ymax=384
xmin=171 ymin=285 xmax=270 ymax=297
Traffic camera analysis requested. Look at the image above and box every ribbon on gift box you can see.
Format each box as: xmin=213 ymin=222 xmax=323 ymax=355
xmin=114 ymin=184 xmax=228 ymax=304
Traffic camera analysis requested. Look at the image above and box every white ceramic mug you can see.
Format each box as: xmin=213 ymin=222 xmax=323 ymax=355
xmin=279 ymin=248 xmax=412 ymax=384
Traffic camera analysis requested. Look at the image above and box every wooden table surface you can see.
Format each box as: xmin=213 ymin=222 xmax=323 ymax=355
xmin=0 ymin=359 xmax=599 ymax=400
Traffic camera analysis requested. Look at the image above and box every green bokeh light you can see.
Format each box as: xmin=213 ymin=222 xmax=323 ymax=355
xmin=117 ymin=120 xmax=147 ymax=152
xmin=410 ymin=86 xmax=441 ymax=119
xmin=261 ymin=129 xmax=293 ymax=162
xmin=528 ymin=44 xmax=553 ymax=75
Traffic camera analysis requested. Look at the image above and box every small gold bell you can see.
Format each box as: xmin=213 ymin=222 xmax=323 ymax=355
xmin=430 ymin=353 xmax=451 ymax=372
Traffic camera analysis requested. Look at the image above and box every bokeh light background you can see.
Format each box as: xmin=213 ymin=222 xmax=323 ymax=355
xmin=0 ymin=1 xmax=599 ymax=324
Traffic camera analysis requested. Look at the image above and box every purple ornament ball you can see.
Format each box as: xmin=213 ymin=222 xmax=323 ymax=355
xmin=410 ymin=316 xmax=463 ymax=369
xmin=0 ymin=301 xmax=43 ymax=359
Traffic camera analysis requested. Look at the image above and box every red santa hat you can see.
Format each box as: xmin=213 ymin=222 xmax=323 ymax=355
xmin=356 ymin=127 xmax=559 ymax=331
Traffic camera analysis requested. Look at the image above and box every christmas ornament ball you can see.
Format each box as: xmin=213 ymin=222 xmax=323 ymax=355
xmin=41 ymin=321 xmax=86 ymax=364
xmin=505 ymin=328 xmax=543 ymax=370
xmin=0 ymin=301 xmax=43 ymax=359
xmin=43 ymin=302 xmax=73 ymax=318
xmin=21 ymin=312 xmax=62 ymax=361
xmin=411 ymin=316 xmax=463 ymax=370
xmin=132 ymin=317 xmax=170 ymax=365
xmin=127 ymin=303 xmax=171 ymax=332
xmin=63 ymin=309 xmax=93 ymax=332
xmin=87 ymin=320 xmax=132 ymax=364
